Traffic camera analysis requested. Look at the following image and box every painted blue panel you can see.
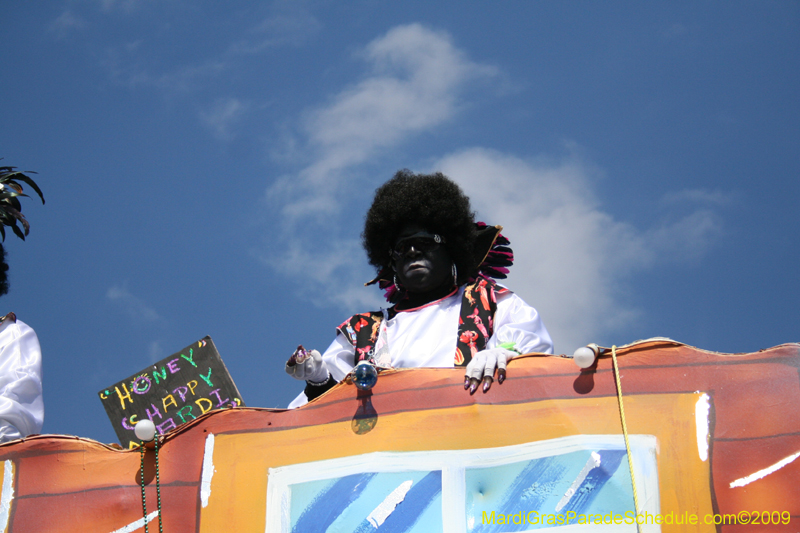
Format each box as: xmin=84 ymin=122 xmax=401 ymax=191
xmin=291 ymin=472 xmax=377 ymax=533
xmin=374 ymin=470 xmax=442 ymax=532
xmin=290 ymin=470 xmax=442 ymax=533
xmin=467 ymin=449 xmax=635 ymax=531
xmin=468 ymin=457 xmax=567 ymax=533
xmin=560 ymin=450 xmax=628 ymax=515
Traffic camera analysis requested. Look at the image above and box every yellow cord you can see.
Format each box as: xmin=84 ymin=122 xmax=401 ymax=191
xmin=611 ymin=345 xmax=642 ymax=533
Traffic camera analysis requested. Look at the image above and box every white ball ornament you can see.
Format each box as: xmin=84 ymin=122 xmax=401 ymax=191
xmin=573 ymin=346 xmax=597 ymax=369
xmin=134 ymin=419 xmax=156 ymax=442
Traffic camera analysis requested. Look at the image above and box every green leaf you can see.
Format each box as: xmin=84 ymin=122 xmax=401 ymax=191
xmin=10 ymin=223 xmax=25 ymax=241
xmin=10 ymin=173 xmax=44 ymax=204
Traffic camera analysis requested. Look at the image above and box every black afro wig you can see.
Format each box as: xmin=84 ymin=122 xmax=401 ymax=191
xmin=362 ymin=170 xmax=477 ymax=284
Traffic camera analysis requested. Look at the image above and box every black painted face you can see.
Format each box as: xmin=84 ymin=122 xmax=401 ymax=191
xmin=392 ymin=224 xmax=452 ymax=294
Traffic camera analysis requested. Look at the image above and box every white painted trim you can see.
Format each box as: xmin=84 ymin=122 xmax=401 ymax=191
xmin=695 ymin=394 xmax=711 ymax=462
xmin=200 ymin=433 xmax=215 ymax=508
xmin=0 ymin=461 xmax=14 ymax=533
xmin=730 ymin=450 xmax=800 ymax=488
xmin=109 ymin=510 xmax=159 ymax=533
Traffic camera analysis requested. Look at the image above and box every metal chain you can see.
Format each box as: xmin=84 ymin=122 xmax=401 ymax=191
xmin=140 ymin=435 xmax=164 ymax=533
xmin=140 ymin=443 xmax=149 ymax=533
xmin=155 ymin=435 xmax=164 ymax=533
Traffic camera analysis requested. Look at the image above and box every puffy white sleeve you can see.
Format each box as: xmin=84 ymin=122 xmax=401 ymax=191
xmin=0 ymin=319 xmax=44 ymax=442
xmin=321 ymin=334 xmax=357 ymax=382
xmin=287 ymin=335 xmax=355 ymax=408
xmin=486 ymin=292 xmax=554 ymax=355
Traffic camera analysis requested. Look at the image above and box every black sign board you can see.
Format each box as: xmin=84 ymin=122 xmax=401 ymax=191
xmin=98 ymin=336 xmax=245 ymax=447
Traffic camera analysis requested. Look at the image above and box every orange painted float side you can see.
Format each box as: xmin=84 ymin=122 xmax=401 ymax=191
xmin=0 ymin=340 xmax=795 ymax=532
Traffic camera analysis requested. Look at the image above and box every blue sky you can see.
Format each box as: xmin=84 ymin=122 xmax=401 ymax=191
xmin=1 ymin=1 xmax=798 ymax=443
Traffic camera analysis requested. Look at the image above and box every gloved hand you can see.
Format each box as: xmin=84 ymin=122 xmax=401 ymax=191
xmin=285 ymin=345 xmax=329 ymax=384
xmin=464 ymin=347 xmax=517 ymax=394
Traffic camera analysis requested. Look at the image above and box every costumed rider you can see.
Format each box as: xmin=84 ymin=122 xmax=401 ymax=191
xmin=0 ymin=165 xmax=45 ymax=442
xmin=286 ymin=170 xmax=553 ymax=408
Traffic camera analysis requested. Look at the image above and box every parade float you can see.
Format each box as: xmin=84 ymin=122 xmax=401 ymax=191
xmin=0 ymin=338 xmax=796 ymax=532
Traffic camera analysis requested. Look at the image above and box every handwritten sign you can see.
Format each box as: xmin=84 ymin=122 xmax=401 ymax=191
xmin=98 ymin=336 xmax=244 ymax=447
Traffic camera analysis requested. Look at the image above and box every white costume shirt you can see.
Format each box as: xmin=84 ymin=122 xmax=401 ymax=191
xmin=289 ymin=287 xmax=552 ymax=408
xmin=0 ymin=317 xmax=44 ymax=442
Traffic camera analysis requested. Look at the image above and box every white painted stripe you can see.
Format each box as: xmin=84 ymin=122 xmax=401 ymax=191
xmin=201 ymin=433 xmax=215 ymax=508
xmin=730 ymin=450 xmax=800 ymax=488
xmin=366 ymin=479 xmax=413 ymax=527
xmin=441 ymin=467 xmax=465 ymax=533
xmin=555 ymin=451 xmax=601 ymax=512
xmin=695 ymin=393 xmax=710 ymax=462
xmin=279 ymin=486 xmax=290 ymax=533
xmin=0 ymin=460 xmax=14 ymax=532
xmin=264 ymin=467 xmax=283 ymax=533
xmin=109 ymin=510 xmax=159 ymax=533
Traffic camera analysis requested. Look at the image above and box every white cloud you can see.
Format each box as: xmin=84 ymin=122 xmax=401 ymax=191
xmin=650 ymin=188 xmax=728 ymax=262
xmin=647 ymin=208 xmax=722 ymax=262
xmin=307 ymin=24 xmax=489 ymax=154
xmin=257 ymin=239 xmax=382 ymax=311
xmin=269 ymin=23 xmax=497 ymax=219
xmin=147 ymin=340 xmax=163 ymax=364
xmin=260 ymin=24 xmax=499 ymax=311
xmin=106 ymin=284 xmax=161 ymax=322
xmin=97 ymin=0 xmax=143 ymax=13
xmin=433 ymin=148 xmax=722 ymax=352
xmin=200 ymin=98 xmax=249 ymax=141
xmin=49 ymin=10 xmax=87 ymax=37
xmin=229 ymin=5 xmax=322 ymax=53
xmin=101 ymin=48 xmax=227 ymax=92
xmin=660 ymin=188 xmax=734 ymax=206
xmin=99 ymin=4 xmax=317 ymax=92
xmin=152 ymin=61 xmax=227 ymax=90
xmin=260 ymin=24 xmax=725 ymax=354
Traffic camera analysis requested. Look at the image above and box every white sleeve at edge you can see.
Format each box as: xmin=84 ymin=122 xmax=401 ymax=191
xmin=321 ymin=334 xmax=356 ymax=381
xmin=0 ymin=320 xmax=44 ymax=442
xmin=486 ymin=292 xmax=554 ymax=355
